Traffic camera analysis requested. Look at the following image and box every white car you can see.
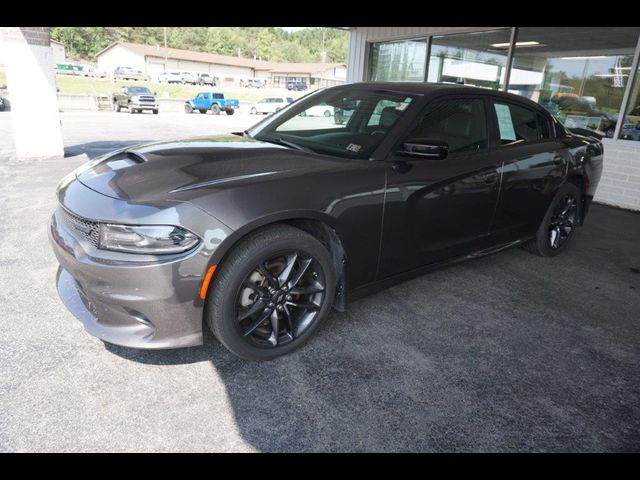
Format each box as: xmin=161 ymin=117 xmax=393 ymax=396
xmin=250 ymin=96 xmax=295 ymax=115
xmin=181 ymin=72 xmax=198 ymax=85
xmin=158 ymin=71 xmax=184 ymax=84
xmin=302 ymin=104 xmax=335 ymax=117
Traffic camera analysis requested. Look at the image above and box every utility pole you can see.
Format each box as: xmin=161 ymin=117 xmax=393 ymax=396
xmin=163 ymin=27 xmax=167 ymax=73
xmin=320 ymin=28 xmax=327 ymax=89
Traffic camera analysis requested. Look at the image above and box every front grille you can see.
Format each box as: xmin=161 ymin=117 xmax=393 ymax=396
xmin=59 ymin=208 xmax=100 ymax=248
xmin=138 ymin=96 xmax=156 ymax=103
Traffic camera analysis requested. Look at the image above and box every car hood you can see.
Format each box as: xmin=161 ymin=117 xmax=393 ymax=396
xmin=75 ymin=135 xmax=354 ymax=203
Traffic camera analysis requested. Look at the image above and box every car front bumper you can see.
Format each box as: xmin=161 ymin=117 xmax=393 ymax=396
xmin=131 ymin=102 xmax=158 ymax=109
xmin=48 ymin=177 xmax=233 ymax=349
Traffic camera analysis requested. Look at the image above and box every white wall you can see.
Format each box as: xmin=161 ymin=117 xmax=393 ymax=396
xmin=97 ymin=45 xmax=146 ymax=75
xmin=594 ymin=140 xmax=640 ymax=210
xmin=51 ymin=42 xmax=65 ymax=64
xmin=146 ymin=55 xmax=254 ymax=80
xmin=0 ymin=27 xmax=63 ymax=159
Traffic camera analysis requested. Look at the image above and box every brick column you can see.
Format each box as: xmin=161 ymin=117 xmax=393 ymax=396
xmin=0 ymin=27 xmax=64 ymax=159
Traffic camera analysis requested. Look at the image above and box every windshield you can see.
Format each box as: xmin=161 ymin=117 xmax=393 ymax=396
xmin=128 ymin=86 xmax=152 ymax=95
xmin=247 ymin=88 xmax=416 ymax=159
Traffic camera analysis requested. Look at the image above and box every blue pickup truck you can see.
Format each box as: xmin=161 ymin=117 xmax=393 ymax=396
xmin=185 ymin=92 xmax=239 ymax=115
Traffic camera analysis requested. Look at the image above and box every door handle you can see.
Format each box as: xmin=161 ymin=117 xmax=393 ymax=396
xmin=481 ymin=172 xmax=499 ymax=184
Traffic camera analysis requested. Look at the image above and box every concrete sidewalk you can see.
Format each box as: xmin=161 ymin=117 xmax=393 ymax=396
xmin=0 ymin=157 xmax=639 ymax=452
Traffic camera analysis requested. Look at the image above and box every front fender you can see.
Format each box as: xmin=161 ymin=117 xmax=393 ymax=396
xmin=208 ymin=209 xmax=346 ymax=267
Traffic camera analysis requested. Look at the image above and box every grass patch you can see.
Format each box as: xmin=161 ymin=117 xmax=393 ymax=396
xmin=53 ymin=74 xmax=306 ymax=103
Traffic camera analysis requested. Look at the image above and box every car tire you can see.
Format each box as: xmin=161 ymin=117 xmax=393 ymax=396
xmin=184 ymin=103 xmax=193 ymax=114
xmin=225 ymin=109 xmax=235 ymax=116
xmin=606 ymin=128 xmax=615 ymax=138
xmin=152 ymin=109 xmax=159 ymax=115
xmin=324 ymin=110 xmax=332 ymax=117
xmin=523 ymin=182 xmax=581 ymax=257
xmin=129 ymin=107 xmax=137 ymax=114
xmin=211 ymin=104 xmax=221 ymax=115
xmin=198 ymin=109 xmax=207 ymax=114
xmin=251 ymin=107 xmax=257 ymax=115
xmin=112 ymin=101 xmax=120 ymax=113
xmin=205 ymin=224 xmax=336 ymax=361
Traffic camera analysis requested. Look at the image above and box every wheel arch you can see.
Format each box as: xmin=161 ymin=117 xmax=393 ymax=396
xmin=565 ymin=173 xmax=588 ymax=225
xmin=207 ymin=212 xmax=348 ymax=312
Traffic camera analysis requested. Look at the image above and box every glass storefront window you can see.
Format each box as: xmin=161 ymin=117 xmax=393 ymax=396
xmin=509 ymin=27 xmax=640 ymax=138
xmin=428 ymin=29 xmax=512 ymax=90
xmin=368 ymin=39 xmax=427 ymax=82
xmin=620 ymin=62 xmax=640 ymax=141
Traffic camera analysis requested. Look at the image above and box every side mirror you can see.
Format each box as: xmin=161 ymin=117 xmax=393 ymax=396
xmin=400 ymin=139 xmax=449 ymax=160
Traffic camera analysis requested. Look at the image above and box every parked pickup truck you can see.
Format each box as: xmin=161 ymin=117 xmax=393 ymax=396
xmin=184 ymin=92 xmax=239 ymax=115
xmin=112 ymin=85 xmax=159 ymax=114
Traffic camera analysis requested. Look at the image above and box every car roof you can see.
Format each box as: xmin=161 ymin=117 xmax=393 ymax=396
xmin=334 ymin=82 xmax=547 ymax=111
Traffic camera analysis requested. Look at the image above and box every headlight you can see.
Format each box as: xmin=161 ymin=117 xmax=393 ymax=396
xmin=131 ymin=95 xmax=140 ymax=102
xmin=99 ymin=224 xmax=199 ymax=254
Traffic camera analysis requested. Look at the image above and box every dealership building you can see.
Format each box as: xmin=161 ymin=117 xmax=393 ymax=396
xmin=344 ymin=27 xmax=640 ymax=211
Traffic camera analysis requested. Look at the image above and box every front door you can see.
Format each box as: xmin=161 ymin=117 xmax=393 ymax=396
xmin=193 ymin=93 xmax=207 ymax=110
xmin=379 ymin=96 xmax=502 ymax=279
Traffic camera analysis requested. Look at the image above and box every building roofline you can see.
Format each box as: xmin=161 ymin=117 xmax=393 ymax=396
xmin=96 ymin=41 xmax=345 ymax=74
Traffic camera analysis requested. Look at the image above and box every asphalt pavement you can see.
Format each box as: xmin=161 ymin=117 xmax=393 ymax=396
xmin=0 ymin=110 xmax=639 ymax=452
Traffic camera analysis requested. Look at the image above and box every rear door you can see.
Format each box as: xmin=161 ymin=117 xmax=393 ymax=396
xmin=487 ymin=98 xmax=568 ymax=242
xmin=379 ymin=95 xmax=503 ymax=278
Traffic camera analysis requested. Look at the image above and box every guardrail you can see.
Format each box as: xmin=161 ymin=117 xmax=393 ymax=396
xmin=57 ymin=94 xmax=203 ymax=113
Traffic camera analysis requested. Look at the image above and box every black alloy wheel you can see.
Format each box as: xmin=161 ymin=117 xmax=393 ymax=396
xmin=235 ymin=251 xmax=326 ymax=348
xmin=548 ymin=193 xmax=577 ymax=250
xmin=205 ymin=224 xmax=336 ymax=360
xmin=523 ymin=182 xmax=581 ymax=257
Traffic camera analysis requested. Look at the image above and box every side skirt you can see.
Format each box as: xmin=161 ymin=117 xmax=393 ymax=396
xmin=346 ymin=237 xmax=532 ymax=303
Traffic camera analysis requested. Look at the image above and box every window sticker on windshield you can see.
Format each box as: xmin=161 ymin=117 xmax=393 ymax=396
xmin=494 ymin=103 xmax=517 ymax=141
xmin=346 ymin=144 xmax=362 ymax=153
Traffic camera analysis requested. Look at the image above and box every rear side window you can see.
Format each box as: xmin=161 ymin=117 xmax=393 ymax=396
xmin=409 ymin=98 xmax=488 ymax=154
xmin=493 ymin=102 xmax=551 ymax=145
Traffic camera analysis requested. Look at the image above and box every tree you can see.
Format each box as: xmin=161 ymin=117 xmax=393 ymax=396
xmin=49 ymin=27 xmax=349 ymax=64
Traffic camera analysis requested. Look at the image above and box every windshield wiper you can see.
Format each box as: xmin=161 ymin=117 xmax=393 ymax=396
xmin=254 ymin=136 xmax=311 ymax=153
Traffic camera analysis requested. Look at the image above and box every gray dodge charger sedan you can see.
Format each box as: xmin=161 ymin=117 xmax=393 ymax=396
xmin=50 ymin=83 xmax=603 ymax=360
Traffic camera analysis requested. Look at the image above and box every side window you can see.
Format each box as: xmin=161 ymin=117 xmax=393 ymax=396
xmin=196 ymin=93 xmax=205 ymax=100
xmin=494 ymin=102 xmax=551 ymax=145
xmin=409 ymin=98 xmax=488 ymax=154
xmin=275 ymin=98 xmax=284 ymax=103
